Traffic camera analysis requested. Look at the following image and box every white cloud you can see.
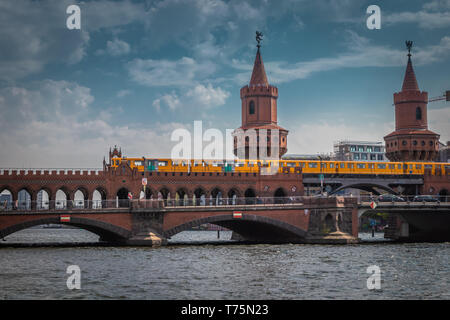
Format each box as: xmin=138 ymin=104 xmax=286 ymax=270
xmin=233 ymin=33 xmax=450 ymax=84
xmin=116 ymin=89 xmax=131 ymax=98
xmin=0 ymin=80 xmax=188 ymax=167
xmin=384 ymin=11 xmax=450 ymax=29
xmin=106 ymin=38 xmax=131 ymax=56
xmin=127 ymin=57 xmax=216 ymax=87
xmin=152 ymin=84 xmax=230 ymax=112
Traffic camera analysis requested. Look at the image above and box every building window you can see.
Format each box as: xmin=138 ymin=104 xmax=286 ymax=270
xmin=249 ymin=101 xmax=255 ymax=114
xmin=429 ymin=141 xmax=433 ymax=146
xmin=366 ymin=147 xmax=372 ymax=152
xmin=377 ymin=155 xmax=384 ymax=160
xmin=354 ymin=153 xmax=360 ymax=160
xmin=350 ymin=146 xmax=356 ymax=152
xmin=416 ymin=107 xmax=422 ymax=120
xmin=413 ymin=140 xmax=418 ymax=146
xmin=358 ymin=146 xmax=364 ymax=152
xmin=361 ymin=153 xmax=368 ymax=160
xmin=374 ymin=147 xmax=380 ymax=152
xmin=421 ymin=141 xmax=425 ymax=146
xmin=402 ymin=140 xmax=407 ymax=146
xmin=370 ymin=154 xmax=377 ymax=160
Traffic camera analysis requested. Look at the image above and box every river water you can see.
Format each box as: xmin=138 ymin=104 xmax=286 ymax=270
xmin=0 ymin=228 xmax=449 ymax=299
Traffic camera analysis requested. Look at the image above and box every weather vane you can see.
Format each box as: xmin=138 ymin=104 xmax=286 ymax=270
xmin=256 ymin=31 xmax=263 ymax=49
xmin=405 ymin=40 xmax=413 ymax=56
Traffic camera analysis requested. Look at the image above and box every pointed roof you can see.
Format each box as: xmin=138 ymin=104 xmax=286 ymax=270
xmin=249 ymin=47 xmax=269 ymax=87
xmin=401 ymin=55 xmax=419 ymax=91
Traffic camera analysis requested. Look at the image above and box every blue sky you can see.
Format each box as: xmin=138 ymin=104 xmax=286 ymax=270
xmin=0 ymin=0 xmax=449 ymax=167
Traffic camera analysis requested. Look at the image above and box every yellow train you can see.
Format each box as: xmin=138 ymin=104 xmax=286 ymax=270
xmin=109 ymin=157 xmax=449 ymax=176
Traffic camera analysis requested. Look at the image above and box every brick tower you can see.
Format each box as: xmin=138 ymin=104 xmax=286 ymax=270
xmin=384 ymin=41 xmax=440 ymax=161
xmin=233 ymin=32 xmax=288 ymax=159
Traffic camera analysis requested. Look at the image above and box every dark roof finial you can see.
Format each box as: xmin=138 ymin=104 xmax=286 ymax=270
xmin=256 ymin=31 xmax=263 ymax=49
xmin=406 ymin=40 xmax=413 ymax=57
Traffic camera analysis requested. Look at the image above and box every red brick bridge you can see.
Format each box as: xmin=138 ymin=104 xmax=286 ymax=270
xmin=0 ymin=197 xmax=359 ymax=245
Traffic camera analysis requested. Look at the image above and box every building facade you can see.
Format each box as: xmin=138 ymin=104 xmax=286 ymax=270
xmin=333 ymin=141 xmax=386 ymax=161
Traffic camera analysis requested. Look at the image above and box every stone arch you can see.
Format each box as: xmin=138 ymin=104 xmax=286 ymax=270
xmin=93 ymin=186 xmax=107 ymax=208
xmin=210 ymin=187 xmax=223 ymax=205
xmin=163 ymin=213 xmax=308 ymax=243
xmin=244 ymin=188 xmax=256 ymax=204
xmin=18 ymin=187 xmax=32 ymax=210
xmin=329 ymin=183 xmax=397 ymax=196
xmin=227 ymin=188 xmax=240 ymax=205
xmin=175 ymin=188 xmax=188 ymax=206
xmin=55 ymin=188 xmax=70 ymax=209
xmin=274 ymin=187 xmax=287 ymax=204
xmin=36 ymin=188 xmax=51 ymax=210
xmin=0 ymin=187 xmax=14 ymax=209
xmin=194 ymin=187 xmax=207 ymax=206
xmin=116 ymin=187 xmax=130 ymax=208
xmin=0 ymin=217 xmax=131 ymax=243
xmin=73 ymin=186 xmax=89 ymax=208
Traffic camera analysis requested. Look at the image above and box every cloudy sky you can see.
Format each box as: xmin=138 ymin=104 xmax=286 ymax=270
xmin=0 ymin=0 xmax=449 ymax=168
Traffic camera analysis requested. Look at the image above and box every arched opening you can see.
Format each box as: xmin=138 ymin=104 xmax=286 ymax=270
xmin=249 ymin=100 xmax=255 ymax=115
xmin=274 ymin=188 xmax=287 ymax=204
xmin=55 ymin=189 xmax=69 ymax=209
xmin=37 ymin=189 xmax=50 ymax=210
xmin=228 ymin=189 xmax=239 ymax=205
xmin=74 ymin=189 xmax=88 ymax=208
xmin=439 ymin=189 xmax=448 ymax=202
xmin=244 ymin=188 xmax=256 ymax=205
xmin=0 ymin=189 xmax=13 ymax=210
xmin=323 ymin=214 xmax=335 ymax=233
xmin=93 ymin=187 xmax=107 ymax=208
xmin=176 ymin=189 xmax=188 ymax=206
xmin=145 ymin=187 xmax=153 ymax=200
xmin=194 ymin=188 xmax=206 ymax=206
xmin=416 ymin=106 xmax=422 ymax=120
xmin=211 ymin=188 xmax=223 ymax=205
xmin=0 ymin=217 xmax=131 ymax=244
xmin=116 ymin=188 xmax=129 ymax=208
xmin=18 ymin=188 xmax=31 ymax=210
xmin=165 ymin=214 xmax=308 ymax=243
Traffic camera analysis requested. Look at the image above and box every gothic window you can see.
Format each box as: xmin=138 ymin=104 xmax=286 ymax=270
xmin=416 ymin=107 xmax=422 ymax=120
xmin=249 ymin=100 xmax=255 ymax=115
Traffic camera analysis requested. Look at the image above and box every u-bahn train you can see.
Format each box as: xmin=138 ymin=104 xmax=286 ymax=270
xmin=109 ymin=157 xmax=449 ymax=176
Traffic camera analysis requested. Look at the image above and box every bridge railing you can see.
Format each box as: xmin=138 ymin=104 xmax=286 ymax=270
xmin=0 ymin=196 xmax=325 ymax=212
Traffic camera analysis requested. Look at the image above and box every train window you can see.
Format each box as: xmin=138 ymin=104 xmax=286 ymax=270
xmin=415 ymin=164 xmax=422 ymax=169
xmin=368 ymin=164 xmax=375 ymax=169
xmin=357 ymin=163 xmax=366 ymax=169
xmin=321 ymin=163 xmax=327 ymax=168
xmin=348 ymin=163 xmax=354 ymax=169
xmin=308 ymin=162 xmax=318 ymax=168
xmin=286 ymin=162 xmax=295 ymax=167
xmin=134 ymin=161 xmax=142 ymax=166
xmin=424 ymin=164 xmax=433 ymax=169
xmin=330 ymin=163 xmax=334 ymax=168
xmin=340 ymin=163 xmax=345 ymax=168
xmin=409 ymin=164 xmax=413 ymax=169
xmin=158 ymin=161 xmax=168 ymax=166
xmin=377 ymin=164 xmax=386 ymax=169
xmin=398 ymin=164 xmax=402 ymax=169
xmin=389 ymin=164 xmax=394 ymax=169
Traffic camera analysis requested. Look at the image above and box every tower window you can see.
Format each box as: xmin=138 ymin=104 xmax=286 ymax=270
xmin=249 ymin=101 xmax=255 ymax=115
xmin=416 ymin=107 xmax=422 ymax=120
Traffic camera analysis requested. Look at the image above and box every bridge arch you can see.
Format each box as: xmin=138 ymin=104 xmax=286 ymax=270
xmin=0 ymin=216 xmax=131 ymax=242
xmin=329 ymin=183 xmax=398 ymax=195
xmin=164 ymin=214 xmax=308 ymax=243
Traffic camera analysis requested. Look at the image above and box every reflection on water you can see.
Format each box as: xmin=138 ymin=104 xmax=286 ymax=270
xmin=0 ymin=228 xmax=449 ymax=299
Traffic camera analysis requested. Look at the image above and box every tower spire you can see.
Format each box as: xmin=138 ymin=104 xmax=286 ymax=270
xmin=401 ymin=40 xmax=419 ymax=91
xmin=249 ymin=31 xmax=269 ymax=87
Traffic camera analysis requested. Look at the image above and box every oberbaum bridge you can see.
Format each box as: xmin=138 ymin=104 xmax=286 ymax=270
xmin=0 ymin=37 xmax=449 ymax=246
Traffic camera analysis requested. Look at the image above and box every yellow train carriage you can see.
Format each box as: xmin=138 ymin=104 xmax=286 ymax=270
xmin=109 ymin=157 xmax=448 ymax=176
